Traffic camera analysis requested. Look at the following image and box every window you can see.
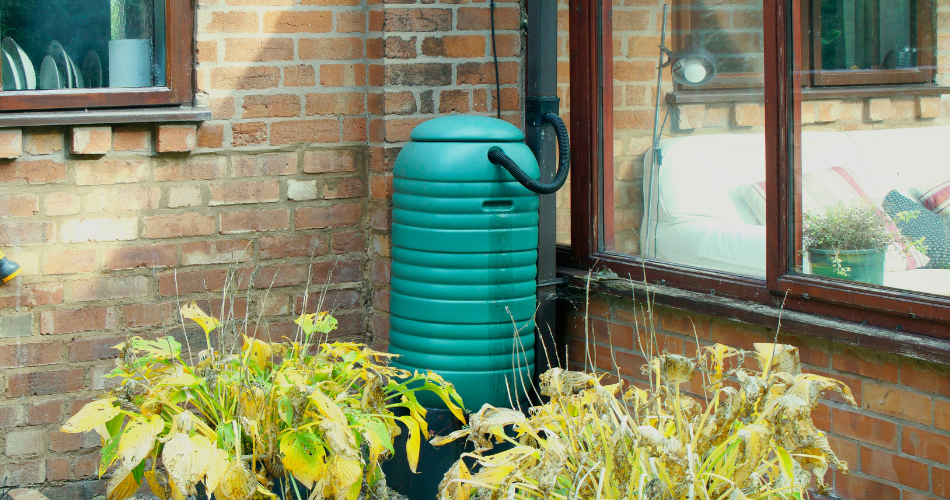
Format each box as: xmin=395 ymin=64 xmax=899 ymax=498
xmin=806 ymin=0 xmax=935 ymax=86
xmin=0 ymin=0 xmax=193 ymax=112
xmin=561 ymin=0 xmax=950 ymax=345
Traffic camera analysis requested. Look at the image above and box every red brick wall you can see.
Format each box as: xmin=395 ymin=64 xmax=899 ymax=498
xmin=563 ymin=292 xmax=950 ymax=500
xmin=0 ymin=0 xmax=524 ymax=497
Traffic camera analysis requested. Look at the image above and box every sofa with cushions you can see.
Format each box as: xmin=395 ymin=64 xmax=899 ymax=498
xmin=639 ymin=126 xmax=950 ymax=296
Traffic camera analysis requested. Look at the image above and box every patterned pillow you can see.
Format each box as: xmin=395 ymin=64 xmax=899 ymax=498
xmin=882 ymin=190 xmax=950 ymax=269
xmin=736 ymin=165 xmax=872 ymax=225
xmin=913 ymin=176 xmax=950 ymax=218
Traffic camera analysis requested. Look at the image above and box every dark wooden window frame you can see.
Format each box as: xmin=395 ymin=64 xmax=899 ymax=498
xmin=0 ymin=0 xmax=195 ymax=112
xmin=559 ymin=0 xmax=950 ymax=359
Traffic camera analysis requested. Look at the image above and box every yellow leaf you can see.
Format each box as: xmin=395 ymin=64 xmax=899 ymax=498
xmin=180 ymin=301 xmax=221 ymax=335
xmin=106 ymin=465 xmax=139 ymax=500
xmin=279 ymin=431 xmax=326 ymax=490
xmin=242 ymin=335 xmax=273 ymax=367
xmin=144 ymin=469 xmax=170 ymax=500
xmin=118 ymin=414 xmax=164 ymax=470
xmin=328 ymin=459 xmax=362 ymax=495
xmin=161 ymin=432 xmax=213 ymax=497
xmin=204 ymin=448 xmax=231 ymax=496
xmin=438 ymin=460 xmax=471 ymax=500
xmin=61 ymin=398 xmax=119 ymax=434
xmin=319 ymin=420 xmax=359 ymax=460
xmin=400 ymin=416 xmax=422 ymax=473
xmin=217 ymin=460 xmax=258 ymax=500
xmin=310 ymin=388 xmax=347 ymax=423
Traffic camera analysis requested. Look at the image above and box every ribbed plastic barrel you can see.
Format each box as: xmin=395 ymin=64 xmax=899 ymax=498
xmin=390 ymin=115 xmax=539 ymax=409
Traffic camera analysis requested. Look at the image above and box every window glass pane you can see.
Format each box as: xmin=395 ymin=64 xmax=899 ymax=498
xmin=556 ymin=0 xmax=571 ymax=246
xmin=608 ymin=0 xmax=767 ymax=278
xmin=0 ymin=0 xmax=166 ymax=91
xmin=819 ymin=0 xmax=916 ymax=71
xmin=793 ymin=1 xmax=950 ymax=296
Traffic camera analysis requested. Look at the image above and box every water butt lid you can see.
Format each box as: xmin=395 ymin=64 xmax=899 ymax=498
xmin=409 ymin=115 xmax=524 ymax=142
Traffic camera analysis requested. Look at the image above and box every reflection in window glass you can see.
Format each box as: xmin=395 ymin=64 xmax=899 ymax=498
xmin=609 ymin=0 xmax=766 ymax=277
xmin=0 ymin=0 xmax=166 ymax=91
xmin=555 ymin=0 xmax=571 ymax=246
xmin=792 ymin=0 xmax=950 ymax=297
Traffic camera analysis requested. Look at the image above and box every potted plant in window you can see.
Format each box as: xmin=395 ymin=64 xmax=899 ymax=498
xmin=60 ymin=303 xmax=465 ymax=500
xmin=802 ymin=199 xmax=921 ymax=285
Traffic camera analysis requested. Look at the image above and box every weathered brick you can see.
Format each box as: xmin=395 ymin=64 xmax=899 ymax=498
xmin=122 ymin=303 xmax=164 ymax=328
xmin=74 ymin=159 xmax=148 ymax=185
xmin=85 ymin=186 xmax=161 ymax=212
xmin=271 ymin=119 xmax=340 ymax=145
xmin=833 ymin=345 xmax=900 ymax=383
xmin=385 ymin=8 xmax=451 ymax=32
xmin=242 ymin=95 xmax=300 ymax=118
xmin=48 ymin=431 xmax=82 ymax=452
xmin=0 ymin=314 xmax=31 ymax=340
xmin=7 ymin=368 xmax=84 ymax=397
xmin=220 ymin=208 xmax=289 ymax=233
xmin=205 ymin=11 xmax=259 ymax=33
xmin=210 ymin=180 xmax=280 ymax=206
xmin=158 ymin=269 xmax=229 ymax=296
xmin=0 ymin=129 xmax=23 ymax=158
xmin=439 ymin=89 xmax=470 ymax=113
xmin=0 ymin=194 xmax=38 ymax=217
xmin=71 ymin=276 xmax=149 ymax=302
xmin=0 ymin=342 xmax=61 ymax=368
xmin=233 ymin=153 xmax=297 ymax=177
xmin=225 ymin=38 xmax=294 ymax=62
xmin=0 ymin=159 xmax=66 ymax=184
xmin=167 ymin=186 xmax=202 ymax=208
xmin=859 ymin=446 xmax=929 ymax=490
xmin=320 ymin=63 xmax=366 ymax=87
xmin=70 ymin=127 xmax=112 ymax=155
xmin=287 ymin=179 xmax=319 ymax=201
xmin=385 ymin=36 xmax=417 ymax=59
xmin=902 ymin=426 xmax=950 ymax=463
xmin=384 ymin=63 xmax=452 ymax=86
xmin=40 ymin=307 xmax=114 ymax=335
xmin=23 ymin=128 xmax=62 ymax=155
xmin=336 ymin=10 xmax=365 ymax=33
xmin=258 ymin=234 xmax=328 ymax=259
xmin=60 ymin=217 xmax=138 ymax=243
xmin=233 ymin=122 xmax=269 ymax=147
xmin=299 ymin=37 xmax=364 ymax=60
xmin=262 ymin=11 xmax=332 ymax=33
xmin=863 ymin=382 xmax=932 ymax=424
xmin=47 ymin=458 xmax=70 ymax=481
xmin=196 ymin=123 xmax=224 ymax=149
xmin=457 ymin=6 xmax=520 ymax=30
xmin=41 ymin=192 xmax=76 ymax=217
xmin=27 ymin=399 xmax=64 ymax=425
xmin=180 ymin=240 xmax=252 ymax=265
xmin=296 ymin=204 xmax=362 ymax=229
xmin=284 ymin=65 xmax=317 ymax=87
xmin=0 ymin=221 xmax=53 ymax=246
xmin=69 ymin=335 xmax=125 ymax=362
xmin=6 ymin=428 xmax=47 ymax=456
xmin=156 ymin=124 xmax=197 ymax=153
xmin=0 ymin=459 xmax=45 ymax=486
xmin=323 ymin=177 xmax=363 ymax=199
xmin=144 ymin=213 xmax=216 ymax=238
xmin=305 ymin=92 xmax=365 ymax=116
xmin=868 ymin=98 xmax=894 ymax=121
xmin=210 ymin=67 xmax=281 ymax=90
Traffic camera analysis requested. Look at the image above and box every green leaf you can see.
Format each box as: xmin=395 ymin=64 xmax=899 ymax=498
xmin=100 ymin=426 xmax=125 ymax=476
xmin=278 ymin=397 xmax=294 ymax=426
xmin=363 ymin=419 xmax=394 ymax=455
xmin=279 ymin=430 xmax=326 ymax=490
xmin=131 ymin=459 xmax=146 ymax=483
xmin=776 ymin=446 xmax=794 ymax=481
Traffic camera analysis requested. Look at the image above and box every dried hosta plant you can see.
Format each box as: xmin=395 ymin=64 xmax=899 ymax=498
xmin=432 ymin=343 xmax=855 ymax=500
xmin=62 ymin=303 xmax=464 ymax=500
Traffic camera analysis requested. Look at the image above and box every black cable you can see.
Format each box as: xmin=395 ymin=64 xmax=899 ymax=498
xmin=488 ymin=113 xmax=570 ymax=194
xmin=489 ymin=0 xmax=501 ymax=119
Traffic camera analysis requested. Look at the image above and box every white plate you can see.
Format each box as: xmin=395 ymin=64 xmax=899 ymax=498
xmin=47 ymin=40 xmax=72 ymax=88
xmin=81 ymin=50 xmax=101 ymax=88
xmin=2 ymin=38 xmax=34 ymax=90
xmin=39 ymin=55 xmax=62 ymax=90
xmin=1 ymin=49 xmax=21 ymax=90
xmin=68 ymin=54 xmax=83 ymax=88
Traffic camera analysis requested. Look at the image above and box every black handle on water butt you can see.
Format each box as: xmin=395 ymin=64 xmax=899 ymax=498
xmin=487 ymin=112 xmax=570 ymax=195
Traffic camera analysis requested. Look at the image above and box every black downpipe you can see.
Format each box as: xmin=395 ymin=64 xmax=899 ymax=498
xmin=488 ymin=113 xmax=570 ymax=195
xmin=523 ymin=0 xmax=563 ymax=401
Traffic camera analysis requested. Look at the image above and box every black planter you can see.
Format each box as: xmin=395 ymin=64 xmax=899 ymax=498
xmin=382 ymin=406 xmax=471 ymax=500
